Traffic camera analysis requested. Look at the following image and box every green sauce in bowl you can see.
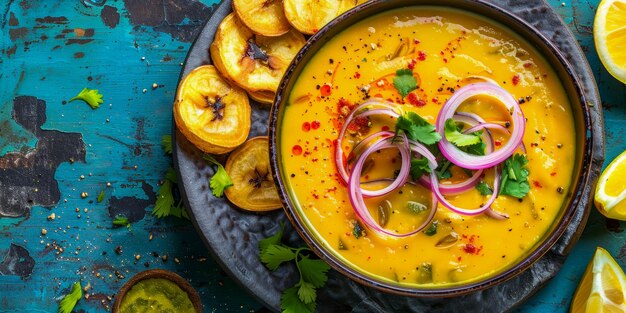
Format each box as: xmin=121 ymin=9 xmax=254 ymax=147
xmin=119 ymin=278 xmax=195 ymax=313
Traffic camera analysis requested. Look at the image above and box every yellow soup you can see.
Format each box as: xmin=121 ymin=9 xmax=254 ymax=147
xmin=280 ymin=7 xmax=576 ymax=287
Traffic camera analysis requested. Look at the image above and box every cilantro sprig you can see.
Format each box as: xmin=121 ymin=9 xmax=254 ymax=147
xmin=259 ymin=224 xmax=331 ymax=313
xmin=395 ymin=112 xmax=441 ymax=145
xmin=499 ymin=153 xmax=530 ymax=199
xmin=443 ymin=119 xmax=481 ymax=147
xmin=203 ymin=155 xmax=233 ymax=198
xmin=410 ymin=157 xmax=431 ymax=180
xmin=58 ymin=281 xmax=82 ymax=313
xmin=151 ymin=135 xmax=188 ymax=219
xmin=476 ymin=181 xmax=493 ymax=195
xmin=69 ymin=88 xmax=103 ymax=109
xmin=393 ymin=68 xmax=418 ymax=98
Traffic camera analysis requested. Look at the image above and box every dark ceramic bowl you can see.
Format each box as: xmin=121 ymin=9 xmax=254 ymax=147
xmin=269 ymin=0 xmax=595 ymax=298
xmin=111 ymin=269 xmax=203 ymax=313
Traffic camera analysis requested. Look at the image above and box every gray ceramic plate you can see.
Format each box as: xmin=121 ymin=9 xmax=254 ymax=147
xmin=173 ymin=0 xmax=605 ymax=311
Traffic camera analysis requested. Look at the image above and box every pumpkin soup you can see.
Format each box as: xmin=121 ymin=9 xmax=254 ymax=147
xmin=280 ymin=7 xmax=576 ymax=287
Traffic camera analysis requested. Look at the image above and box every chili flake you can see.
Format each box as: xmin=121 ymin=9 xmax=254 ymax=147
xmin=311 ymin=120 xmax=321 ymax=130
xmin=292 ymin=145 xmax=303 ymax=156
xmin=512 ymin=74 xmax=520 ymax=86
xmin=302 ymin=122 xmax=311 ymax=132
xmin=320 ymin=84 xmax=332 ymax=97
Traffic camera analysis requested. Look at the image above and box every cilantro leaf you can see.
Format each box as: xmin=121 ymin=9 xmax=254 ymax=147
xmin=444 ymin=119 xmax=481 ymax=147
xmin=260 ymin=245 xmax=296 ymax=271
xmin=152 ymin=168 xmax=188 ymax=220
xmin=69 ymin=88 xmax=103 ymax=109
xmin=410 ymin=157 xmax=431 ymax=180
xmin=259 ymin=222 xmax=285 ymax=254
xmin=112 ymin=215 xmax=129 ymax=227
xmin=352 ymin=221 xmax=363 ymax=239
xmin=203 ymin=155 xmax=233 ymax=197
xmin=424 ymin=221 xmax=438 ymax=236
xmin=162 ymin=135 xmax=173 ymax=155
xmin=281 ymin=286 xmax=316 ymax=313
xmin=395 ymin=112 xmax=441 ymax=145
xmin=499 ymin=154 xmax=530 ymax=199
xmin=476 ymin=181 xmax=493 ymax=195
xmin=97 ymin=190 xmax=105 ymax=203
xmin=297 ymin=281 xmax=317 ymax=304
xmin=298 ymin=256 xmax=331 ymax=288
xmin=393 ymin=68 xmax=418 ymax=98
xmin=462 ymin=140 xmax=486 ymax=156
xmin=58 ymin=282 xmax=82 ymax=313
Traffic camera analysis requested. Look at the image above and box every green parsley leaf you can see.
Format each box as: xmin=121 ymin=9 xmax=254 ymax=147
xmin=444 ymin=119 xmax=481 ymax=147
xmin=69 ymin=88 xmax=103 ymax=109
xmin=260 ymin=245 xmax=296 ymax=271
xmin=476 ymin=181 xmax=493 ymax=195
xmin=297 ymin=281 xmax=317 ymax=304
xmin=162 ymin=135 xmax=173 ymax=155
xmin=259 ymin=222 xmax=285 ymax=254
xmin=407 ymin=201 xmax=428 ymax=214
xmin=393 ymin=68 xmax=418 ymax=98
xmin=410 ymin=157 xmax=431 ymax=180
xmin=97 ymin=190 xmax=105 ymax=203
xmin=203 ymin=155 xmax=233 ymax=197
xmin=281 ymin=286 xmax=316 ymax=313
xmin=112 ymin=215 xmax=129 ymax=227
xmin=58 ymin=281 xmax=82 ymax=313
xmin=395 ymin=112 xmax=441 ymax=145
xmin=499 ymin=154 xmax=530 ymax=199
xmin=424 ymin=221 xmax=438 ymax=236
xmin=298 ymin=256 xmax=331 ymax=288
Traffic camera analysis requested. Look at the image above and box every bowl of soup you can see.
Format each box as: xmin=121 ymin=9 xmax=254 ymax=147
xmin=269 ymin=0 xmax=594 ymax=297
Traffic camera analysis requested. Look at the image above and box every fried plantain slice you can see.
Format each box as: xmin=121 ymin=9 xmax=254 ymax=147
xmin=174 ymin=65 xmax=251 ymax=154
xmin=225 ymin=136 xmax=282 ymax=211
xmin=283 ymin=0 xmax=356 ymax=35
xmin=210 ymin=13 xmax=306 ymax=94
xmin=232 ymin=0 xmax=291 ymax=37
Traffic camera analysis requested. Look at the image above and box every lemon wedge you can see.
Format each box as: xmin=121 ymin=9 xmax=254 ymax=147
xmin=594 ymin=0 xmax=626 ymax=84
xmin=571 ymin=247 xmax=626 ymax=313
xmin=595 ymin=150 xmax=626 ymax=219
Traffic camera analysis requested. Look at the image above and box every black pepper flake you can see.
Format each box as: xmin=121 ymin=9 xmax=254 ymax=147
xmin=290 ymin=173 xmax=295 ymax=178
xmin=329 ymin=58 xmax=334 ymax=64
xmin=114 ymin=246 xmax=123 ymax=255
xmin=143 ymin=262 xmax=150 ymax=268
xmin=557 ymin=143 xmax=563 ymax=149
xmin=305 ymin=171 xmax=309 ymax=175
xmin=518 ymin=97 xmax=526 ymax=104
xmin=557 ymin=186 xmax=564 ymax=194
xmin=505 ymin=122 xmax=511 ymax=128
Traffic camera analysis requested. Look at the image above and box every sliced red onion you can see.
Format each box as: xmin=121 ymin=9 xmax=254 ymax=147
xmin=437 ymin=83 xmax=525 ymax=170
xmin=335 ymin=100 xmax=400 ymax=184
xmin=361 ymin=134 xmax=411 ymax=198
xmin=429 ymin=164 xmax=501 ymax=216
xmin=348 ymin=135 xmax=436 ymax=237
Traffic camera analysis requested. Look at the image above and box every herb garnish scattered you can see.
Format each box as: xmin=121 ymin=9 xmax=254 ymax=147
xmin=153 ymin=167 xmax=188 ymax=219
xmin=395 ymin=112 xmax=441 ymax=145
xmin=97 ymin=190 xmax=105 ymax=203
xmin=58 ymin=281 xmax=82 ymax=313
xmin=476 ymin=181 xmax=493 ymax=195
xmin=409 ymin=157 xmax=431 ymax=180
xmin=203 ymin=155 xmax=233 ymax=197
xmin=393 ymin=68 xmax=418 ymax=98
xmin=112 ymin=215 xmax=131 ymax=230
xmin=352 ymin=221 xmax=364 ymax=239
xmin=69 ymin=88 xmax=103 ymax=109
xmin=499 ymin=153 xmax=530 ymax=198
xmin=424 ymin=221 xmax=438 ymax=236
xmin=161 ymin=134 xmax=173 ymax=155
xmin=443 ymin=118 xmax=481 ymax=147
xmin=152 ymin=135 xmax=187 ymax=219
xmin=259 ymin=224 xmax=331 ymax=313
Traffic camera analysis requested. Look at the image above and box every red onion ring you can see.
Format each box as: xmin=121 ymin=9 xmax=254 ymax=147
xmin=348 ymin=135 xmax=436 ymax=237
xmin=436 ymin=83 xmax=525 ymax=170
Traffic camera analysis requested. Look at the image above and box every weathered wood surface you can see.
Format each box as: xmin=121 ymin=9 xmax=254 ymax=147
xmin=0 ymin=0 xmax=623 ymax=312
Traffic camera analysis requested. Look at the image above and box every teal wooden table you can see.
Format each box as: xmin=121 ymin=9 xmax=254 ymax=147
xmin=0 ymin=1 xmax=623 ymax=312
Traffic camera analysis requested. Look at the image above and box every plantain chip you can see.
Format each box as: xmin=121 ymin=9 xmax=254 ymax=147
xmin=174 ymin=65 xmax=251 ymax=154
xmin=210 ymin=13 xmax=306 ymax=95
xmin=283 ymin=0 xmax=356 ymax=35
xmin=225 ymin=136 xmax=282 ymax=211
xmin=232 ymin=0 xmax=292 ymax=37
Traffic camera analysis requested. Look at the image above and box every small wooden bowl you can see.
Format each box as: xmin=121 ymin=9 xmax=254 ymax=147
xmin=111 ymin=269 xmax=203 ymax=313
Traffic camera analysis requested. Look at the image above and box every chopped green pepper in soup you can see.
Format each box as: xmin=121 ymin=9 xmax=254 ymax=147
xmin=119 ymin=278 xmax=195 ymax=313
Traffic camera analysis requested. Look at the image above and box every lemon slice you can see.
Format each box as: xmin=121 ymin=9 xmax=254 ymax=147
xmin=594 ymin=0 xmax=626 ymax=84
xmin=595 ymin=150 xmax=626 ymax=219
xmin=571 ymin=247 xmax=626 ymax=313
